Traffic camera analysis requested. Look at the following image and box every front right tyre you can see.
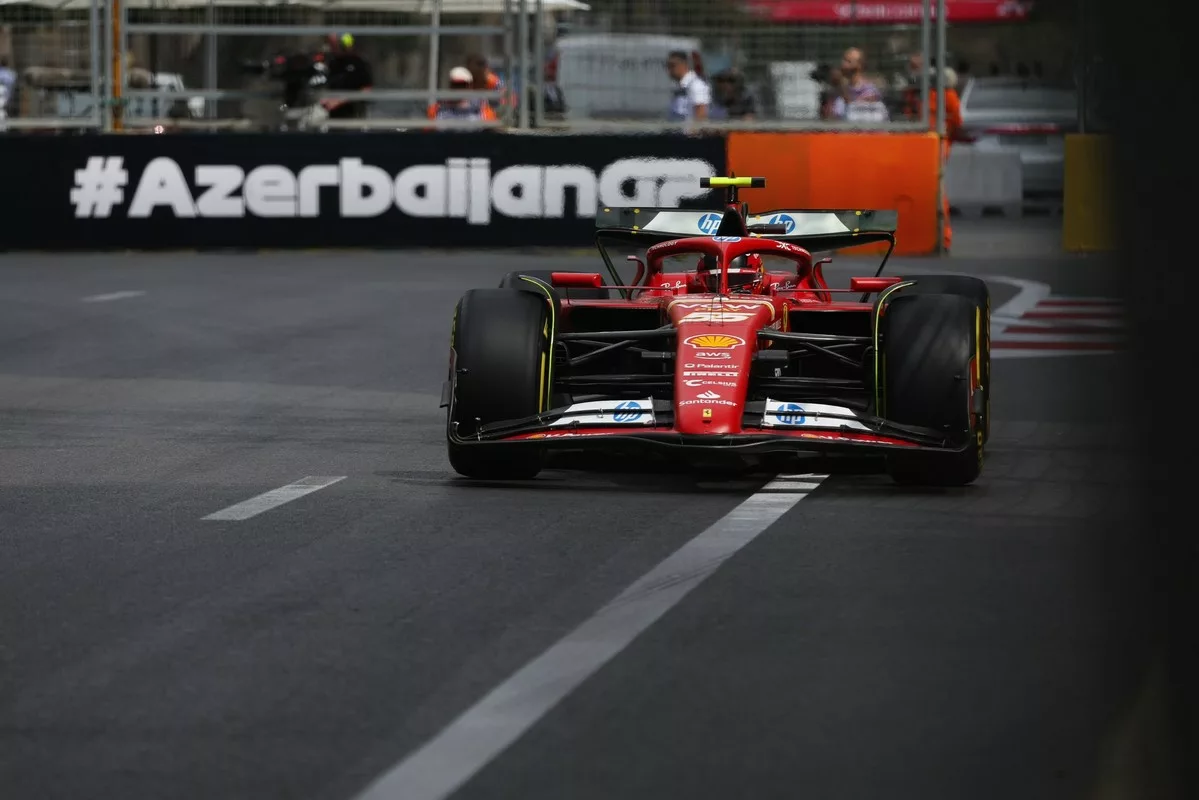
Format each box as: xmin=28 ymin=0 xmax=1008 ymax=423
xmin=446 ymin=288 xmax=551 ymax=479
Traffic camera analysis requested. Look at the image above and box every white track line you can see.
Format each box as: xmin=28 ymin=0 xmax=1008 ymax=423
xmin=352 ymin=472 xmax=829 ymax=800
xmin=82 ymin=290 xmax=145 ymax=303
xmin=202 ymin=476 xmax=346 ymax=521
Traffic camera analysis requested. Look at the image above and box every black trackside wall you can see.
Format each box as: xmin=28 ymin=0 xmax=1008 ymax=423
xmin=0 ymin=132 xmax=728 ymax=250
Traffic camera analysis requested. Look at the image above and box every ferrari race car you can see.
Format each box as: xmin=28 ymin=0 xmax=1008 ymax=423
xmin=442 ymin=176 xmax=990 ymax=486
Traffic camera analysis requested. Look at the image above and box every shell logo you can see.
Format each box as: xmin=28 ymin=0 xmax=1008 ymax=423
xmin=684 ymin=334 xmax=745 ymax=349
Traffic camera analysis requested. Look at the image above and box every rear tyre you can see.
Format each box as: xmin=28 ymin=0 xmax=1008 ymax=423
xmin=879 ymin=292 xmax=986 ymax=486
xmin=499 ymin=269 xmax=610 ymax=300
xmin=886 ymin=274 xmax=991 ymax=443
xmin=446 ymin=288 xmax=550 ymax=480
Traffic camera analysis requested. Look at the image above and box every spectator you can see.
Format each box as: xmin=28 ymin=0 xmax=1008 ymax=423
xmin=828 ymin=47 xmax=888 ymax=122
xmin=814 ymin=64 xmax=841 ymax=119
xmin=466 ymin=53 xmax=510 ymax=107
xmin=427 ymin=66 xmax=497 ymax=122
xmin=0 ymin=56 xmax=15 ymax=120
xmin=710 ymin=69 xmax=755 ymax=120
xmin=665 ymin=49 xmax=710 ymax=122
xmin=320 ymin=33 xmax=373 ymax=120
xmin=902 ymin=54 xmax=963 ymax=251
xmin=528 ymin=54 xmax=566 ymax=124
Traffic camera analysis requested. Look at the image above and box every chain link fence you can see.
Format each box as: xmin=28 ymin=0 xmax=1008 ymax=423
xmin=2 ymin=0 xmax=962 ymax=133
xmin=543 ymin=0 xmax=938 ymax=130
xmin=1 ymin=0 xmax=102 ymax=129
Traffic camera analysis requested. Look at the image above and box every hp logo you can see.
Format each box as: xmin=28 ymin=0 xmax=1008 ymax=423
xmin=698 ymin=213 xmax=722 ymax=234
xmin=613 ymin=401 xmax=644 ymax=422
xmin=775 ymin=403 xmax=806 ymax=425
xmin=767 ymin=213 xmax=796 ymax=233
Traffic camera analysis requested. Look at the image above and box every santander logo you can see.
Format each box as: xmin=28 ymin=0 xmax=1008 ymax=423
xmin=696 ymin=390 xmax=721 ymax=399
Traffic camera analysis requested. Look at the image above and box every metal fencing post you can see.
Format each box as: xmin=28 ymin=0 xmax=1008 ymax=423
xmin=427 ymin=0 xmax=442 ymax=115
xmin=102 ymin=0 xmax=113 ymax=130
xmin=205 ymin=0 xmax=217 ymax=119
xmin=90 ymin=0 xmax=102 ymax=130
xmin=920 ymin=0 xmax=930 ymax=126
xmin=503 ymin=0 xmax=515 ymax=126
xmin=533 ymin=0 xmax=544 ymax=128
xmin=517 ymin=0 xmax=529 ymax=129
xmin=111 ymin=0 xmax=124 ymax=131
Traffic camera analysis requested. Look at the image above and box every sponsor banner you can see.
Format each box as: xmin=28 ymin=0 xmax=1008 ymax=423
xmin=0 ymin=132 xmax=726 ymax=250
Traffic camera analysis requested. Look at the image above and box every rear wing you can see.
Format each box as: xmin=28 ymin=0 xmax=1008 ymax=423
xmin=594 ymin=206 xmax=898 ymax=252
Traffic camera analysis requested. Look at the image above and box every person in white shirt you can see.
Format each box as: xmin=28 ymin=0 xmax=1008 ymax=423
xmin=0 ymin=57 xmax=15 ymax=121
xmin=665 ymin=50 xmax=710 ymax=122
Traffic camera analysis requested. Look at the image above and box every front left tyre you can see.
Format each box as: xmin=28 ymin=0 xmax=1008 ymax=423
xmin=877 ymin=291 xmax=987 ymax=486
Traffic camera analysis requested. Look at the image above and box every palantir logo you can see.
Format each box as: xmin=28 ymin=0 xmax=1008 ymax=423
xmin=767 ymin=213 xmax=796 ymax=234
xmin=775 ymin=403 xmax=806 ymax=425
xmin=697 ymin=213 xmax=722 ymax=234
xmin=613 ymin=401 xmax=644 ymax=422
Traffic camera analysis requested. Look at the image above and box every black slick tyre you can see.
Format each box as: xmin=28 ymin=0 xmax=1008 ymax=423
xmin=888 ymin=274 xmax=991 ymax=442
xmin=499 ymin=269 xmax=610 ymax=300
xmin=446 ymin=288 xmax=550 ymax=479
xmin=879 ymin=291 xmax=985 ymax=486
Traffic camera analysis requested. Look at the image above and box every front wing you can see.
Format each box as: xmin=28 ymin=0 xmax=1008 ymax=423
xmin=445 ymin=397 xmax=973 ymax=458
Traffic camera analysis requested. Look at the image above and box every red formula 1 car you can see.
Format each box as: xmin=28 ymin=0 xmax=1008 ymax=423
xmin=442 ymin=176 xmax=990 ymax=485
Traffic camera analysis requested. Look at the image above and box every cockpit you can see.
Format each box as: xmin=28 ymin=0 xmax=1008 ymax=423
xmin=696 ymin=253 xmax=767 ymax=294
xmin=623 ymin=239 xmax=828 ymax=300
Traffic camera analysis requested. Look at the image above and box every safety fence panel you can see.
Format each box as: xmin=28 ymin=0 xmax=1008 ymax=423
xmin=2 ymin=0 xmax=537 ymax=131
xmin=0 ymin=131 xmax=728 ymax=249
xmin=115 ymin=0 xmax=521 ymax=131
xmin=3 ymin=0 xmax=975 ymax=133
xmin=0 ymin=0 xmax=103 ymax=130
xmin=542 ymin=0 xmax=951 ymax=131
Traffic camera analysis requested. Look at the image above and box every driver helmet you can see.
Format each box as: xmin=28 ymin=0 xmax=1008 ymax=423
xmin=696 ymin=252 xmax=764 ymax=293
xmin=727 ymin=253 xmax=765 ymax=293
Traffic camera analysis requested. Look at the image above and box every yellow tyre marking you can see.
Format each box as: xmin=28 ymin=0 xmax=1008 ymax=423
xmin=519 ymin=276 xmax=557 ymax=413
xmin=871 ymin=280 xmax=914 ymax=414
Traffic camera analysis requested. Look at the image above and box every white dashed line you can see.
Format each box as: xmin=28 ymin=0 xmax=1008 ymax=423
xmin=202 ymin=476 xmax=346 ymax=521
xmin=82 ymin=290 xmax=146 ymax=303
xmin=352 ymin=472 xmax=828 ymax=800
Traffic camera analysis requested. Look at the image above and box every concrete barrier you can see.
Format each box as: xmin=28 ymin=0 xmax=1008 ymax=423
xmin=726 ymin=132 xmax=941 ymax=255
xmin=945 ymin=146 xmax=1024 ymax=218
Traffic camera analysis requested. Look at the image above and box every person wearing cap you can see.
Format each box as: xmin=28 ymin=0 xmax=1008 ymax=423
xmin=319 ymin=32 xmax=372 ymax=119
xmin=427 ymin=66 xmax=497 ymax=122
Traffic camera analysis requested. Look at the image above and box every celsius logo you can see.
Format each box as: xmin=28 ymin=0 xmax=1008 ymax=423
xmin=697 ymin=212 xmax=722 ymax=234
xmin=70 ymin=156 xmax=718 ymax=222
xmin=766 ymin=213 xmax=796 ymax=233
xmin=612 ymin=401 xmax=645 ymax=422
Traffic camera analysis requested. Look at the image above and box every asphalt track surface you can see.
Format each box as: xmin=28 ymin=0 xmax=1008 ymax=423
xmin=0 ymin=218 xmax=1150 ymax=800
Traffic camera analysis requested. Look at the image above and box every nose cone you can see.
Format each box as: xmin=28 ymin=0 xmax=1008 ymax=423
xmin=668 ymin=298 xmax=776 ymax=434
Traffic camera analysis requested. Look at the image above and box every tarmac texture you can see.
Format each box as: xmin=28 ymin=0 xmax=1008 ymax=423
xmin=0 ymin=219 xmax=1150 ymax=800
